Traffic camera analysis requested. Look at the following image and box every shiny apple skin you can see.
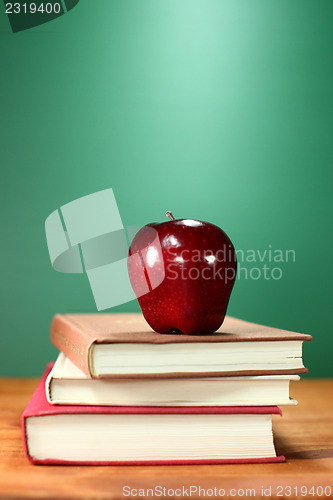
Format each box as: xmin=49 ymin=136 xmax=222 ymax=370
xmin=128 ymin=219 xmax=237 ymax=334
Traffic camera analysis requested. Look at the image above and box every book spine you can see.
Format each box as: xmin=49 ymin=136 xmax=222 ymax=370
xmin=50 ymin=315 xmax=92 ymax=377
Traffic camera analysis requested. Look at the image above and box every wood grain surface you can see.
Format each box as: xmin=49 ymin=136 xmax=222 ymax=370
xmin=0 ymin=378 xmax=332 ymax=499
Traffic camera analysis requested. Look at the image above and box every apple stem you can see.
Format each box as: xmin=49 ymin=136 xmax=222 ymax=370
xmin=166 ymin=211 xmax=175 ymax=221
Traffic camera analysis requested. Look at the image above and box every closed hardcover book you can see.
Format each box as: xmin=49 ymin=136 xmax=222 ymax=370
xmin=23 ymin=364 xmax=285 ymax=465
xmin=46 ymin=353 xmax=299 ymax=407
xmin=50 ymin=313 xmax=312 ymax=378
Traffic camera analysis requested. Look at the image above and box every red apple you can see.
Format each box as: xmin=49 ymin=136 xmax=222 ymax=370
xmin=128 ymin=212 xmax=237 ymax=334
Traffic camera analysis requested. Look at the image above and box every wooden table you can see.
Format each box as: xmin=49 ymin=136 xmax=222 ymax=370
xmin=0 ymin=379 xmax=332 ymax=500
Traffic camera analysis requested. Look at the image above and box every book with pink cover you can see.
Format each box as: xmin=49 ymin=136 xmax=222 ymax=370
xmin=22 ymin=364 xmax=285 ymax=465
xmin=50 ymin=313 xmax=312 ymax=378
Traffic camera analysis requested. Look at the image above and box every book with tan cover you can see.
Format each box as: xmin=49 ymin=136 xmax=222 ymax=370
xmin=50 ymin=313 xmax=312 ymax=379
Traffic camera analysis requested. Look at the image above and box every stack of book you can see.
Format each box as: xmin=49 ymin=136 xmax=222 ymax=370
xmin=22 ymin=314 xmax=311 ymax=465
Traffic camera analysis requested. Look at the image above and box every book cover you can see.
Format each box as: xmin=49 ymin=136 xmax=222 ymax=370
xmin=50 ymin=313 xmax=312 ymax=378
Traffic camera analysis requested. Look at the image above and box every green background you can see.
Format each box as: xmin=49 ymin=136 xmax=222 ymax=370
xmin=0 ymin=0 xmax=332 ymax=376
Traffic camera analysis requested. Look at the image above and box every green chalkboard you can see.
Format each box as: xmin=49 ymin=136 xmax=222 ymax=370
xmin=0 ymin=0 xmax=332 ymax=376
